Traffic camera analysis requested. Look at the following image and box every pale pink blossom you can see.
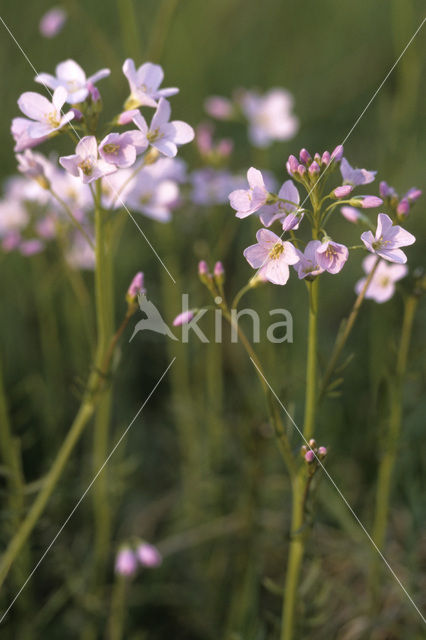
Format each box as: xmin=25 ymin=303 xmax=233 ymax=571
xmin=60 ymin=136 xmax=117 ymax=183
xmin=123 ymin=60 xmax=178 ymax=109
xmin=293 ymin=240 xmax=324 ymax=279
xmin=229 ymin=167 xmax=269 ymax=218
xmin=240 ymin=89 xmax=299 ymax=147
xmin=18 ymin=87 xmax=74 ymax=138
xmin=243 ymin=229 xmax=299 ymax=285
xmin=99 ymin=132 xmax=146 ymax=168
xmin=35 ymin=60 xmax=110 ymax=104
xmin=340 ymin=158 xmax=376 ymax=186
xmin=11 ymin=117 xmax=49 ymax=152
xmin=136 ymin=543 xmax=162 ymax=567
xmin=132 ymin=99 xmax=194 ymax=158
xmin=361 ymin=213 xmax=415 ymax=264
xmin=316 ymin=239 xmax=348 ymax=274
xmin=355 ymin=255 xmax=407 ymax=303
xmin=259 ymin=179 xmax=302 ymax=230
xmin=115 ymin=548 xmax=137 ymax=577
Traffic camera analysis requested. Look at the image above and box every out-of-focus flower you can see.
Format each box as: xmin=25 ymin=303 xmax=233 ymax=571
xmin=243 ymin=228 xmax=299 ymax=285
xmin=204 ymin=95 xmax=234 ymax=120
xmin=20 ymin=239 xmax=44 ymax=256
xmin=16 ymin=149 xmax=50 ymax=188
xmin=333 ymin=185 xmax=353 ymax=198
xmin=259 ymin=179 xmax=301 ymax=230
xmin=293 ymin=240 xmax=324 ymax=280
xmin=361 ymin=213 xmax=415 ymax=264
xmin=123 ymin=60 xmax=178 ymax=109
xmin=11 ymin=117 xmax=49 ymax=152
xmin=195 ymin=123 xmax=233 ymax=162
xmin=60 ymin=136 xmax=117 ymax=183
xmin=39 ymin=7 xmax=67 ymax=38
xmin=316 ymin=239 xmax=348 ymax=274
xmin=340 ymin=158 xmax=376 ymax=186
xmin=191 ymin=168 xmax=244 ymax=206
xmin=173 ymin=310 xmax=195 ymax=326
xmin=0 ymin=201 xmax=28 ymax=237
xmin=240 ymin=89 xmax=299 ymax=147
xmin=229 ymin=167 xmax=269 ymax=218
xmin=66 ymin=232 xmax=95 ymax=270
xmin=132 ymin=99 xmax=194 ymax=158
xmin=355 ymin=255 xmax=407 ymax=303
xmin=340 ymin=205 xmax=361 ymax=223
xmin=379 ymin=181 xmax=422 ymax=218
xmin=125 ymin=170 xmax=179 ymax=221
xmin=115 ymin=547 xmax=138 ymax=577
xmin=35 ymin=60 xmax=110 ymax=104
xmin=136 ymin=543 xmax=162 ymax=568
xmin=18 ymin=87 xmax=74 ymax=138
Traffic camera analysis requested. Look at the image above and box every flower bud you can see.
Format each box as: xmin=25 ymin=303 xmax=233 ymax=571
xmin=333 ymin=185 xmax=353 ymax=198
xmin=136 ymin=543 xmax=162 ymax=568
xmin=331 ymin=144 xmax=344 ymax=161
xmin=173 ymin=310 xmax=195 ymax=326
xmin=297 ymin=164 xmax=306 ymax=177
xmin=299 ymin=148 xmax=311 ymax=165
xmin=308 ymin=161 xmax=320 ymax=175
xmin=396 ymin=199 xmax=410 ymax=216
xmin=213 ymin=261 xmax=225 ymax=284
xmin=360 ymin=196 xmax=383 ymax=209
xmin=204 ymin=96 xmax=233 ymax=120
xmin=314 ymin=152 xmax=321 ymax=164
xmin=286 ymin=154 xmax=299 ymax=174
xmin=118 ymin=108 xmax=140 ymax=125
xmin=115 ymin=547 xmax=137 ymax=577
xmin=321 ymin=151 xmax=330 ymax=165
xmin=126 ymin=271 xmax=145 ymax=305
xmin=308 ymin=438 xmax=316 ymax=448
xmin=304 ymin=450 xmax=315 ymax=463
xmin=318 ymin=446 xmax=327 ymax=458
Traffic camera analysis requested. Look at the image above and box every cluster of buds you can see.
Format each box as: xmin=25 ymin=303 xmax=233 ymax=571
xmin=286 ymin=145 xmax=343 ymax=185
xmin=198 ymin=259 xmax=225 ymax=294
xmin=379 ymin=181 xmax=422 ymax=220
xmin=115 ymin=541 xmax=162 ymax=578
xmin=196 ymin=123 xmax=233 ymax=166
xmin=301 ymin=439 xmax=327 ymax=467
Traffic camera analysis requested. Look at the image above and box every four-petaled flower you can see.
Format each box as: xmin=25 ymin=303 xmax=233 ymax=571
xmin=99 ymin=131 xmax=147 ymax=168
xmin=240 ymin=89 xmax=299 ymax=148
xmin=244 ymin=229 xmax=299 ymax=285
xmin=60 ymin=136 xmax=117 ymax=183
xmin=355 ymin=255 xmax=408 ymax=303
xmin=132 ymin=98 xmax=194 ymax=158
xmin=340 ymin=157 xmax=376 ymax=186
xmin=35 ymin=59 xmax=110 ymax=104
xmin=259 ymin=179 xmax=302 ymax=231
xmin=18 ymin=87 xmax=75 ymax=138
xmin=123 ymin=59 xmax=179 ymax=109
xmin=293 ymin=240 xmax=324 ymax=280
xmin=361 ymin=213 xmax=415 ymax=263
xmin=316 ymin=239 xmax=349 ymax=274
xmin=229 ymin=168 xmax=269 ymax=218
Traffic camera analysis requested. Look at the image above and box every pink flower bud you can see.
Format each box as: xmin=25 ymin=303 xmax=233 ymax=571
xmin=321 ymin=151 xmax=330 ymax=165
xmin=217 ymin=138 xmax=233 ymax=157
xmin=115 ymin=548 xmax=137 ymax=577
xmin=297 ymin=164 xmax=306 ymax=176
xmin=286 ymin=155 xmax=299 ymax=174
xmin=198 ymin=260 xmax=209 ymax=276
xmin=304 ymin=450 xmax=315 ymax=463
xmin=299 ymin=148 xmax=311 ymax=164
xmin=136 ymin=543 xmax=162 ymax=568
xmin=127 ymin=271 xmax=145 ymax=300
xmin=173 ymin=310 xmax=195 ymax=326
xmin=308 ymin=161 xmax=320 ymax=175
xmin=39 ymin=7 xmax=67 ymax=38
xmin=396 ymin=199 xmax=410 ymax=216
xmin=331 ymin=145 xmax=344 ymax=161
xmin=71 ymin=108 xmax=84 ymax=122
xmin=308 ymin=438 xmax=316 ymax=448
xmin=318 ymin=446 xmax=327 ymax=457
xmin=360 ymin=196 xmax=383 ymax=209
xmin=334 ymin=185 xmax=353 ymax=198
xmin=214 ymin=261 xmax=224 ymax=278
xmin=87 ymin=82 xmax=101 ymax=104
xmin=118 ymin=109 xmax=140 ymax=125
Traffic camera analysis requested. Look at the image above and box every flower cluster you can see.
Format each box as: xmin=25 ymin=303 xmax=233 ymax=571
xmin=229 ymin=145 xmax=418 ymax=301
xmin=301 ymin=440 xmax=327 ymax=465
xmin=2 ymin=58 xmax=195 ymax=262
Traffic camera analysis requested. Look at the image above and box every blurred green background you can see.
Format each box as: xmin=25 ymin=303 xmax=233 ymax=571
xmin=0 ymin=0 xmax=425 ymax=638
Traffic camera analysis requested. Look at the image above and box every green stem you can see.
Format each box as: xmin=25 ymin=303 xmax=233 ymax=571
xmin=107 ymin=575 xmax=128 ymax=640
xmin=370 ymin=294 xmax=418 ymax=604
xmin=281 ymin=277 xmax=319 ymax=640
xmin=92 ymin=180 xmax=115 ymax=586
xmin=117 ymin=0 xmax=142 ymax=61
xmin=319 ymin=257 xmax=380 ymax=400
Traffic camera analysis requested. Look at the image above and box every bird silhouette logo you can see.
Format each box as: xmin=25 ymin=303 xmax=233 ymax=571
xmin=129 ymin=293 xmax=178 ymax=342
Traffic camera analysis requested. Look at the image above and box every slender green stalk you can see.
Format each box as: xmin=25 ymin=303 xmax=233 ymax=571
xmin=281 ymin=277 xmax=319 ymax=640
xmin=92 ymin=181 xmax=115 ymax=585
xmin=107 ymin=575 xmax=128 ymax=640
xmin=146 ymin=0 xmax=180 ymax=60
xmin=319 ymin=257 xmax=380 ymax=400
xmin=117 ymin=0 xmax=142 ymax=61
xmin=370 ymin=294 xmax=418 ymax=604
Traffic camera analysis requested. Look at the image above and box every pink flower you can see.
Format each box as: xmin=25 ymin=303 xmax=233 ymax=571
xmin=358 ymin=195 xmax=383 ymax=209
xmin=340 ymin=158 xmax=376 ymax=186
xmin=18 ymin=87 xmax=74 ymax=138
xmin=60 ymin=136 xmax=117 ymax=183
xmin=333 ymin=185 xmax=353 ymax=198
xmin=123 ymin=60 xmax=178 ymax=109
xmin=229 ymin=167 xmax=269 ymax=218
xmin=125 ymin=170 xmax=179 ymax=222
xmin=355 ymin=255 xmax=407 ymax=303
xmin=204 ymin=96 xmax=234 ymax=120
xmin=35 ymin=60 xmax=110 ymax=104
xmin=316 ymin=239 xmax=349 ymax=274
xmin=259 ymin=179 xmax=302 ymax=230
xmin=136 ymin=543 xmax=162 ymax=568
xmin=39 ymin=7 xmax=67 ymax=38
xmin=16 ymin=149 xmax=49 ymax=183
xmin=132 ymin=99 xmax=194 ymax=158
xmin=293 ymin=240 xmax=324 ymax=279
xmin=20 ymin=239 xmax=44 ymax=256
xmin=243 ymin=229 xmax=299 ymax=286
xmin=240 ymin=89 xmax=299 ymax=147
xmin=115 ymin=548 xmax=137 ymax=577
xmin=99 ymin=132 xmax=145 ymax=168
xmin=361 ymin=213 xmax=415 ymax=264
